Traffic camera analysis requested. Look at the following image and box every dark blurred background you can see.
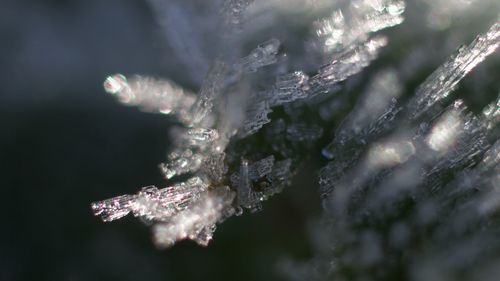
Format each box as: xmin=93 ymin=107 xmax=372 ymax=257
xmin=0 ymin=1 xmax=321 ymax=281
xmin=1 ymin=1 xmax=498 ymax=281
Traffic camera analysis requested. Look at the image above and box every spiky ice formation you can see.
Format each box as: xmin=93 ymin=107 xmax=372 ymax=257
xmin=284 ymin=21 xmax=500 ymax=281
xmin=406 ymin=22 xmax=500 ymax=121
xmin=92 ymin=0 xmax=406 ymax=248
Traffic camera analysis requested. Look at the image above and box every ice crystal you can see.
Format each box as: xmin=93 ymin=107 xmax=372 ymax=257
xmin=322 ymin=68 xmax=402 ymax=158
xmin=268 ymin=71 xmax=310 ymax=106
xmin=103 ymin=74 xmax=196 ymax=124
xmin=285 ymin=20 xmax=500 ymax=281
xmin=238 ymin=99 xmax=272 ymax=138
xmin=93 ymin=0 xmax=407 ymax=247
xmin=190 ymin=61 xmax=227 ymax=125
xmin=406 ymin=22 xmax=500 ymax=121
xmin=223 ymin=0 xmax=254 ymax=27
xmin=91 ymin=177 xmax=208 ymax=223
xmin=286 ymin=123 xmax=324 ymax=141
xmin=159 ymin=149 xmax=203 ymax=179
xmin=239 ymin=38 xmax=281 ymax=73
xmin=152 ymin=186 xmax=235 ymax=248
xmin=309 ymin=36 xmax=388 ymax=93
xmin=92 ymin=4 xmax=499 ymax=278
xmin=314 ymin=0 xmax=405 ymax=53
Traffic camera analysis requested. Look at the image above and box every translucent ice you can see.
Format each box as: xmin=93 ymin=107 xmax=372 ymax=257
xmin=367 ymin=139 xmax=416 ymax=168
xmin=159 ymin=149 xmax=204 ymax=179
xmin=190 ymin=61 xmax=227 ymax=125
xmin=310 ymin=36 xmax=388 ymax=91
xmin=406 ymin=22 xmax=500 ymax=121
xmin=324 ymin=69 xmax=402 ymax=155
xmin=239 ymin=100 xmax=272 ymax=137
xmin=91 ymin=177 xmax=209 ymax=223
xmin=239 ymin=38 xmax=281 ymax=73
xmin=314 ymin=0 xmax=405 ymax=53
xmin=425 ymin=102 xmax=464 ymax=153
xmin=230 ymin=156 xmax=277 ymax=211
xmin=269 ymin=71 xmax=310 ymax=106
xmin=104 ymin=74 xmax=196 ymax=124
xmin=152 ymin=186 xmax=235 ymax=248
xmin=482 ymin=94 xmax=500 ymax=129
xmin=236 ymin=159 xmax=254 ymax=208
xmin=186 ymin=128 xmax=219 ymax=147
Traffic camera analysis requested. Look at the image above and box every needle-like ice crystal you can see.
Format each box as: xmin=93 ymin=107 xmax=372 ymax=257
xmin=406 ymin=22 xmax=500 ymax=121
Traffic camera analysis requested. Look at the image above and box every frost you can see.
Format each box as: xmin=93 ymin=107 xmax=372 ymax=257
xmin=425 ymin=101 xmax=464 ymax=153
xmin=295 ymin=21 xmax=500 ymax=281
xmin=322 ymin=68 xmax=402 ymax=159
xmin=249 ymin=155 xmax=276 ymax=179
xmin=190 ymin=61 xmax=227 ymax=125
xmin=159 ymin=149 xmax=204 ymax=179
xmin=227 ymin=0 xmax=403 ymax=138
xmin=91 ymin=177 xmax=208 ymax=223
xmin=92 ymin=2 xmax=499 ymax=273
xmin=104 ymin=74 xmax=196 ymax=124
xmin=236 ymin=159 xmax=253 ymax=207
xmin=186 ymin=128 xmax=219 ymax=147
xmin=310 ymin=36 xmax=388 ymax=93
xmin=239 ymin=100 xmax=272 ymax=138
xmin=482 ymin=94 xmax=500 ymax=129
xmin=152 ymin=186 xmax=235 ymax=248
xmin=367 ymin=139 xmax=416 ymax=168
xmin=340 ymin=69 xmax=401 ymax=137
xmin=229 ymin=156 xmax=292 ymax=212
xmin=201 ymin=152 xmax=228 ymax=184
xmin=314 ymin=0 xmax=405 ymax=53
xmin=406 ymin=22 xmax=500 ymax=121
xmin=239 ymin=38 xmax=281 ymax=73
xmin=268 ymin=71 xmax=310 ymax=106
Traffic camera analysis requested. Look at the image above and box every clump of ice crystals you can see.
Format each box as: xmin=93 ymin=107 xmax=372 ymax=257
xmin=406 ymin=22 xmax=500 ymax=121
xmin=93 ymin=3 xmax=499 ymax=275
xmin=92 ymin=0 xmax=407 ymax=248
xmin=313 ymin=0 xmax=405 ymax=53
xmin=284 ymin=21 xmax=500 ymax=281
xmin=92 ymin=0 xmax=500 ymax=262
